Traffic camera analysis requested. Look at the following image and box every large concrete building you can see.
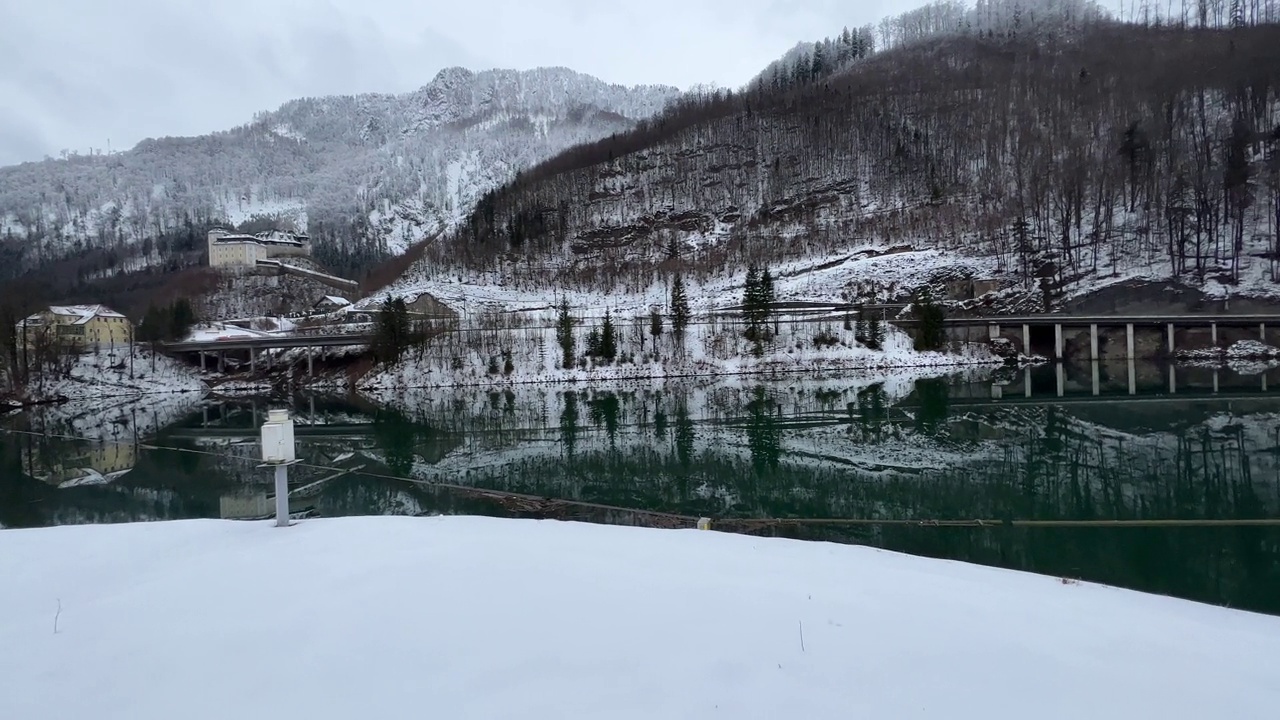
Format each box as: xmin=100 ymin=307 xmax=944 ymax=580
xmin=207 ymin=228 xmax=312 ymax=268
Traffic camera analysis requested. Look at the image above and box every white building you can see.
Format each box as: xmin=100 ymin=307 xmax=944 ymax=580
xmin=207 ymin=228 xmax=312 ymax=268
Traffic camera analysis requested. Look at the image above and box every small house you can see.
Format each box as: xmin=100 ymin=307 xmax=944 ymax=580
xmin=313 ymin=296 xmax=352 ymax=312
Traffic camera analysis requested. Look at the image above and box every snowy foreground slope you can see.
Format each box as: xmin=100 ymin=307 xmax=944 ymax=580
xmin=3 ymin=517 xmax=1278 ymax=719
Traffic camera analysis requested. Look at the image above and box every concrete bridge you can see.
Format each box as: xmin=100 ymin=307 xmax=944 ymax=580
xmin=161 ymin=333 xmax=374 ymax=374
xmin=890 ymin=313 xmax=1280 ymax=359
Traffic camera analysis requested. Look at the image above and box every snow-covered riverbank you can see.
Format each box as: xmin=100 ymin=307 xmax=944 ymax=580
xmin=4 ymin=347 xmax=205 ymax=406
xmin=2 ymin=516 xmax=1277 ymax=719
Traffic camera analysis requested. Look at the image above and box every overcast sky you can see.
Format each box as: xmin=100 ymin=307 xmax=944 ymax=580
xmin=0 ymin=0 xmax=927 ymax=166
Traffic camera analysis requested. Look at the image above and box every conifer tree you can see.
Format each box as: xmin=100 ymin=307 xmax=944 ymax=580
xmin=913 ymin=289 xmax=946 ymax=351
xmin=600 ymin=310 xmax=617 ymax=362
xmin=669 ymin=275 xmax=690 ymax=341
xmin=555 ymin=299 xmax=575 ymax=368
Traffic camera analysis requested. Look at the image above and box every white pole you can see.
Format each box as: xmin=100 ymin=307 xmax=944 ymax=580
xmin=274 ymin=464 xmax=289 ymax=527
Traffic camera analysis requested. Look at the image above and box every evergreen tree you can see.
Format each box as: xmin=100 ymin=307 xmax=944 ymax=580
xmin=760 ymin=266 xmax=776 ymax=336
xmin=743 ymin=264 xmax=762 ymax=340
xmin=555 ymin=299 xmax=575 ymax=368
xmin=169 ymin=298 xmax=196 ymax=342
xmin=372 ymin=296 xmax=411 ymax=364
xmin=600 ymin=310 xmax=617 ymax=361
xmin=866 ymin=313 xmax=884 ymax=350
xmin=648 ymin=309 xmax=663 ymax=348
xmin=669 ymin=275 xmax=690 ymax=341
xmin=913 ymin=290 xmax=946 ymax=351
xmin=586 ymin=327 xmax=602 ymax=357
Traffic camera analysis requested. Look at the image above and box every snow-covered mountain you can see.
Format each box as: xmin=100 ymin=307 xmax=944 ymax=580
xmin=0 ymin=67 xmax=680 ymax=276
xmin=389 ymin=3 xmax=1280 ymax=311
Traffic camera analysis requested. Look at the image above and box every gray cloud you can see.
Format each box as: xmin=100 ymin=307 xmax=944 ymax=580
xmin=0 ymin=0 xmax=915 ymax=165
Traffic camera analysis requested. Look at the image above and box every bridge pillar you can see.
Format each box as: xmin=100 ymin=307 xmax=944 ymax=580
xmin=1021 ymin=324 xmax=1030 ymax=355
xmin=988 ymin=323 xmax=1001 ymax=341
xmin=1213 ymin=370 xmax=1219 ymax=394
xmin=1168 ymin=364 xmax=1177 ymax=394
xmin=1264 ymin=374 xmax=1269 ymax=392
xmin=991 ymin=382 xmax=1002 ymax=399
xmin=307 ymin=347 xmax=314 ymax=377
xmin=250 ymin=349 xmax=257 ymax=373
xmin=199 ymin=352 xmax=206 ymax=372
xmin=1211 ymin=322 xmax=1218 ymax=346
xmin=1054 ymin=324 xmax=1064 ymax=360
xmin=218 ymin=351 xmax=225 ymax=373
xmin=1055 ymin=363 xmax=1065 ymax=397
xmin=1167 ymin=323 xmax=1175 ymax=355
xmin=1024 ymin=366 xmax=1032 ymax=398
xmin=1091 ymin=360 xmax=1100 ymax=396
xmin=1126 ymin=323 xmax=1135 ymax=359
xmin=1089 ymin=324 xmax=1099 ymax=361
xmin=1127 ymin=358 xmax=1136 ymax=395
xmin=1261 ymin=323 xmax=1267 ymax=343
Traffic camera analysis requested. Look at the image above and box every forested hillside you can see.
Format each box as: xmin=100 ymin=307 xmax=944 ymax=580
xmin=396 ymin=0 xmax=1280 ymax=309
xmin=0 ymin=67 xmax=678 ymax=283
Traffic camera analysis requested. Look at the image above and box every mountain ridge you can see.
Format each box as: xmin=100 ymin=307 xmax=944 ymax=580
xmin=0 ymin=65 xmax=681 ymax=283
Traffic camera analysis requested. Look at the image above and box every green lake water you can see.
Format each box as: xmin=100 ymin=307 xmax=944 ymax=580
xmin=4 ymin=361 xmax=1279 ymax=615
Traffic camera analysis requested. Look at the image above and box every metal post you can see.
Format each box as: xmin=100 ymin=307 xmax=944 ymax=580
xmin=274 ymin=465 xmax=289 ymax=528
xmin=1056 ymin=363 xmax=1065 ymax=398
xmin=1089 ymin=324 xmax=1099 ymax=361
xmin=307 ymin=347 xmax=314 ymax=376
xmin=1211 ymin=322 xmax=1218 ymax=346
xmin=1125 ymin=323 xmax=1135 ymax=359
xmin=1091 ymin=360 xmax=1100 ymax=396
xmin=1261 ymin=323 xmax=1267 ymax=343
xmin=1127 ymin=358 xmax=1136 ymax=396
xmin=1054 ymin=324 xmax=1064 ymax=360
xmin=1022 ymin=324 xmax=1031 ymax=356
xmin=250 ymin=348 xmax=257 ymax=373
xmin=1024 ymin=366 xmax=1032 ymax=398
xmin=1213 ymin=370 xmax=1219 ymax=394
xmin=200 ymin=352 xmax=206 ymax=371
xmin=1167 ymin=323 xmax=1175 ymax=355
xmin=218 ymin=351 xmax=225 ymax=373
xmin=1168 ymin=364 xmax=1176 ymax=395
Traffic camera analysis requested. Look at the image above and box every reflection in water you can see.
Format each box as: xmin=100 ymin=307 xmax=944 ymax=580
xmin=3 ymin=362 xmax=1280 ymax=615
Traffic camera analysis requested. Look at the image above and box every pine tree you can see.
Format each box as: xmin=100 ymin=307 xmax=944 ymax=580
xmin=555 ymin=299 xmax=575 ymax=368
xmin=649 ymin=309 xmax=663 ymax=347
xmin=866 ymin=313 xmax=884 ymax=350
xmin=669 ymin=275 xmax=690 ymax=341
xmin=586 ymin=327 xmax=602 ymax=357
xmin=372 ymin=296 xmax=411 ymax=364
xmin=913 ymin=290 xmax=946 ymax=351
xmin=169 ymin=298 xmax=196 ymax=342
xmin=743 ymin=264 xmax=761 ymax=341
xmin=760 ymin=266 xmax=776 ymax=337
xmin=600 ymin=310 xmax=617 ymax=361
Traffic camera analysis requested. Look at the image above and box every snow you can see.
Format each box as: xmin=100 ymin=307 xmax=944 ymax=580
xmin=29 ymin=347 xmax=205 ymax=401
xmin=1 ymin=516 xmax=1278 ymax=720
xmin=221 ymin=187 xmax=308 ymax=229
xmin=1177 ymin=339 xmax=1280 ymax=370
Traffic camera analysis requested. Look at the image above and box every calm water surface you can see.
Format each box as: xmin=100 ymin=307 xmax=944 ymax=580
xmin=3 ymin=361 xmax=1279 ymax=614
